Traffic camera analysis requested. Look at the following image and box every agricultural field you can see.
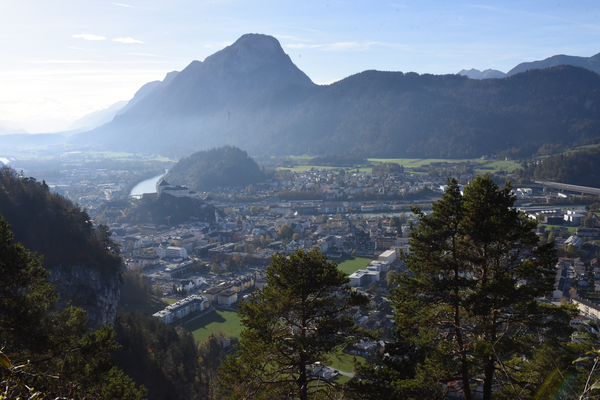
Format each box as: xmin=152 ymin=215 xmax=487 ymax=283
xmin=276 ymin=157 xmax=520 ymax=174
xmin=369 ymin=157 xmax=520 ymax=173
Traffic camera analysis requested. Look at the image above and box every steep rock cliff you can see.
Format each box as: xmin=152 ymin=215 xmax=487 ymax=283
xmin=48 ymin=264 xmax=121 ymax=327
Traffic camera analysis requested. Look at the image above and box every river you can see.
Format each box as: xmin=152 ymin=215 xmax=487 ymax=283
xmin=129 ymin=171 xmax=168 ymax=197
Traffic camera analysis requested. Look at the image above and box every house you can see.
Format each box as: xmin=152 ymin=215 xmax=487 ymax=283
xmin=553 ymin=267 xmax=568 ymax=300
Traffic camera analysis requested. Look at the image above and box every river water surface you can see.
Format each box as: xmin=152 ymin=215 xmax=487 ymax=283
xmin=129 ymin=171 xmax=167 ymax=196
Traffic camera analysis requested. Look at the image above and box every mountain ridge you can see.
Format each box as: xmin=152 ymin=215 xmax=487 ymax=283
xmin=15 ymin=33 xmax=597 ymax=159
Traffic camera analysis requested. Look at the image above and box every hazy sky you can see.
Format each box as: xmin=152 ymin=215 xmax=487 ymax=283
xmin=2 ymin=0 xmax=600 ymax=133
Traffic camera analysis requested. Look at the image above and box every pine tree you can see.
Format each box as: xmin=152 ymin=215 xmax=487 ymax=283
xmin=352 ymin=176 xmax=572 ymax=400
xmin=218 ymin=248 xmax=370 ymax=400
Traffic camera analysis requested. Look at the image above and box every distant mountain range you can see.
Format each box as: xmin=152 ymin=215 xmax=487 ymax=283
xmin=7 ymin=34 xmax=600 ymax=159
xmin=457 ymin=52 xmax=600 ymax=79
xmin=456 ymin=68 xmax=506 ymax=80
xmin=0 ymin=122 xmax=27 ymax=135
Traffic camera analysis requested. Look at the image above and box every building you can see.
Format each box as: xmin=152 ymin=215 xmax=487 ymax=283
xmin=571 ymin=293 xmax=600 ymax=321
xmin=152 ymin=295 xmax=210 ymax=325
xmin=156 ymin=179 xmax=190 ymax=198
xmin=218 ymin=289 xmax=238 ymax=306
xmin=349 ymin=269 xmax=380 ymax=287
xmin=553 ymin=267 xmax=568 ymax=300
xmin=565 ymin=235 xmax=583 ymax=251
xmin=166 ymin=246 xmax=188 ymax=259
xmin=378 ymin=250 xmax=396 ymax=263
xmin=165 ymin=260 xmax=194 ymax=278
xmin=368 ymin=260 xmax=390 ymax=273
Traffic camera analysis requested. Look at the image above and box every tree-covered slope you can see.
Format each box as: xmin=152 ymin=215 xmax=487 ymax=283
xmin=515 ymin=146 xmax=600 ymax=187
xmin=0 ymin=166 xmax=122 ymax=327
xmin=165 ymin=146 xmax=266 ymax=191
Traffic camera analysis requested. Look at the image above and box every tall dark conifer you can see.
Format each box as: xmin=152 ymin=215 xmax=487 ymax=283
xmin=218 ymin=248 xmax=370 ymax=400
xmin=352 ymin=176 xmax=572 ymax=400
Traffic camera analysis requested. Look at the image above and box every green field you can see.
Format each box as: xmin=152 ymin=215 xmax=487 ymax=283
xmin=328 ymin=351 xmax=366 ymax=373
xmin=277 ymin=157 xmax=520 ymax=174
xmin=369 ymin=157 xmax=520 ymax=173
xmin=184 ymin=308 xmax=242 ymax=342
xmin=541 ymin=224 xmax=577 ymax=233
xmin=334 ymin=256 xmax=372 ymax=275
xmin=277 ymin=165 xmax=371 ymax=172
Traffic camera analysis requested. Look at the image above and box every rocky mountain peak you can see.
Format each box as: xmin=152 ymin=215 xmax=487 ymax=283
xmin=204 ymin=33 xmax=291 ymax=74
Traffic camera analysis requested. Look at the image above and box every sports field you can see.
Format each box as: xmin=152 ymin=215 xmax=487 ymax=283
xmin=185 ymin=308 xmax=242 ymax=342
xmin=334 ymin=256 xmax=372 ymax=275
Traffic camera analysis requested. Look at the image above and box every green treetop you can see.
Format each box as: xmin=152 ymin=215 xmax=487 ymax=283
xmin=218 ymin=248 xmax=370 ymax=400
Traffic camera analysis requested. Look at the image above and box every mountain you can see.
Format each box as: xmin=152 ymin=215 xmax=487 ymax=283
xmin=507 ymin=52 xmax=600 ymax=76
xmin=69 ymin=33 xmax=315 ymax=155
xmin=68 ymin=100 xmax=128 ymax=132
xmin=0 ymin=122 xmax=27 ymax=135
xmin=67 ymin=70 xmax=180 ymax=133
xmin=2 ymin=133 xmax=66 ymax=149
xmin=457 ymin=68 xmax=506 ymax=79
xmin=116 ymin=70 xmax=179 ymax=116
xmin=68 ymin=34 xmax=600 ymax=159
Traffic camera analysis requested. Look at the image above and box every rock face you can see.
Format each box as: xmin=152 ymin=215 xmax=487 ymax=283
xmin=47 ymin=264 xmax=121 ymax=328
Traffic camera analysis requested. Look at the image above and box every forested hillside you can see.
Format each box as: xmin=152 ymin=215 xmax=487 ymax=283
xmin=515 ymin=146 xmax=600 ymax=186
xmin=165 ymin=146 xmax=266 ymax=191
xmin=0 ymin=166 xmax=120 ymax=270
xmin=0 ymin=166 xmax=123 ymax=327
xmin=95 ymin=194 xmax=220 ymax=225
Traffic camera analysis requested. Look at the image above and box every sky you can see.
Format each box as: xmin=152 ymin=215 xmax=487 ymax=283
xmin=1 ymin=0 xmax=600 ymax=133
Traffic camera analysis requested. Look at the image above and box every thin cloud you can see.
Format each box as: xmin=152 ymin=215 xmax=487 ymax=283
xmin=67 ymin=47 xmax=103 ymax=53
xmin=112 ymin=2 xmax=134 ymax=7
xmin=28 ymin=60 xmax=165 ymax=64
xmin=276 ymin=35 xmax=312 ymax=42
xmin=73 ymin=34 xmax=106 ymax=41
xmin=126 ymin=52 xmax=162 ymax=57
xmin=113 ymin=37 xmax=144 ymax=44
xmin=204 ymin=41 xmax=233 ymax=49
xmin=287 ymin=41 xmax=410 ymax=52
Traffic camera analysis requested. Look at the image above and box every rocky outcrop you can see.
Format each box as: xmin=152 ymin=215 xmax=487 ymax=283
xmin=47 ymin=264 xmax=121 ymax=328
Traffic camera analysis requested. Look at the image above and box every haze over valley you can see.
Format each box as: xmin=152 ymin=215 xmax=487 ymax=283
xmin=4 ymin=2 xmax=600 ymax=399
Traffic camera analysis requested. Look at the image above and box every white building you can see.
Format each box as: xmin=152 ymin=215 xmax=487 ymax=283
xmin=378 ymin=250 xmax=396 ymax=263
xmin=349 ymin=269 xmax=380 ymax=287
xmin=153 ymin=295 xmax=210 ymax=325
xmin=166 ymin=246 xmax=188 ymax=259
